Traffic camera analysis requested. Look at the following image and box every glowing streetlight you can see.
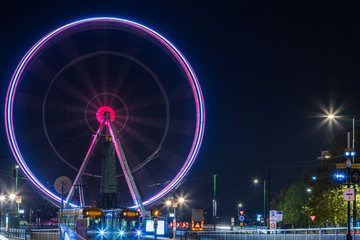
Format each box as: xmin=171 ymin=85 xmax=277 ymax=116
xmin=0 ymin=196 xmax=5 ymax=202
xmin=328 ymin=114 xmax=335 ymax=119
xmin=179 ymin=197 xmax=185 ymax=203
xmin=253 ymin=178 xmax=259 ymax=184
xmin=9 ymin=194 xmax=16 ymax=200
xmin=166 ymin=200 xmax=171 ymax=206
xmin=238 ymin=203 xmax=243 ymax=208
xmin=306 ymin=188 xmax=312 ymax=193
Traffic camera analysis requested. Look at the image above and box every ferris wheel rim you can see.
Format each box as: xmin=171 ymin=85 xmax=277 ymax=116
xmin=5 ymin=17 xmax=205 ymax=207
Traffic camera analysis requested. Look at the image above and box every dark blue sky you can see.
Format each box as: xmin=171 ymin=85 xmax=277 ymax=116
xmin=1 ymin=1 xmax=360 ymax=219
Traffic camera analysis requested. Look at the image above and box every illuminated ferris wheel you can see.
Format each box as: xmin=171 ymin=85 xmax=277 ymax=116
xmin=5 ymin=17 xmax=205 ymax=214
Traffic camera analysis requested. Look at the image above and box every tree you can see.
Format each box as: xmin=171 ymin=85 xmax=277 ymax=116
xmin=278 ymin=177 xmax=309 ymax=227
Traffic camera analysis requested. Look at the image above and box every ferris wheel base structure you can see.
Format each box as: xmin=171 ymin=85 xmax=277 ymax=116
xmin=65 ymin=110 xmax=146 ymax=216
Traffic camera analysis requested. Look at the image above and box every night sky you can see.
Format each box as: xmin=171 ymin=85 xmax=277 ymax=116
xmin=1 ymin=1 xmax=360 ymax=221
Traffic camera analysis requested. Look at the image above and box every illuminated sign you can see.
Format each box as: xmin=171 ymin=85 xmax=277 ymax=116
xmin=83 ymin=208 xmax=102 ymax=217
xmin=145 ymin=219 xmax=165 ymax=235
xmin=120 ymin=210 xmax=140 ymax=219
xmin=192 ymin=221 xmax=203 ymax=231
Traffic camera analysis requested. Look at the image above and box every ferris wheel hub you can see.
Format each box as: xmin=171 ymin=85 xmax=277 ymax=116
xmin=96 ymin=106 xmax=115 ymax=123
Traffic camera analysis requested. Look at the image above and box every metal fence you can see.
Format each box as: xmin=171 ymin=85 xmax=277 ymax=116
xmin=30 ymin=229 xmax=59 ymax=240
xmin=178 ymin=227 xmax=360 ymax=240
xmin=0 ymin=227 xmax=29 ymax=239
xmin=0 ymin=227 xmax=59 ymax=240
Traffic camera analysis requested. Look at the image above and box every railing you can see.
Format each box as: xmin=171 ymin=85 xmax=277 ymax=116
xmin=0 ymin=227 xmax=59 ymax=240
xmin=0 ymin=227 xmax=29 ymax=239
xmin=178 ymin=227 xmax=360 ymax=240
xmin=60 ymin=224 xmax=85 ymax=240
xmin=31 ymin=228 xmax=59 ymax=240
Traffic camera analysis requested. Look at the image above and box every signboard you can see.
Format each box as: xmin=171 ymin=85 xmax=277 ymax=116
xmin=352 ymin=163 xmax=360 ymax=169
xmin=310 ymin=215 xmax=316 ymax=222
xmin=239 ymin=216 xmax=244 ymax=221
xmin=169 ymin=213 xmax=175 ymax=218
xmin=192 ymin=221 xmax=203 ymax=231
xmin=239 ymin=210 xmax=244 ymax=216
xmin=145 ymin=219 xmax=165 ymax=235
xmin=269 ymin=221 xmax=276 ymax=230
xmin=183 ymin=222 xmax=189 ymax=228
xmin=269 ymin=210 xmax=277 ymax=221
xmin=344 ymin=188 xmax=355 ymax=201
xmin=192 ymin=209 xmax=204 ymax=221
xmin=256 ymin=214 xmax=262 ymax=222
xmin=336 ymin=163 xmax=346 ymax=169
xmin=16 ymin=196 xmax=22 ymax=204
xmin=240 ymin=222 xmax=243 ymax=226
xmin=270 ymin=210 xmax=282 ymax=221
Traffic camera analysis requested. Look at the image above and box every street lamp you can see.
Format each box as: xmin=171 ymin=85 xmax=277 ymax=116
xmin=253 ymin=178 xmax=266 ymax=226
xmin=327 ymin=114 xmax=356 ymax=240
xmin=9 ymin=194 xmax=16 ymax=200
xmin=306 ymin=188 xmax=312 ymax=193
xmin=178 ymin=198 xmax=185 ymax=239
xmin=167 ymin=197 xmax=185 ymax=239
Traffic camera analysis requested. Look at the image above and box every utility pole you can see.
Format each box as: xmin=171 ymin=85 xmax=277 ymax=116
xmin=263 ymin=180 xmax=266 ymax=226
xmin=347 ymin=132 xmax=352 ymax=240
xmin=353 ymin=116 xmax=356 ymax=228
xmin=267 ymin=145 xmax=271 ymax=228
xmin=213 ymin=174 xmax=217 ymax=231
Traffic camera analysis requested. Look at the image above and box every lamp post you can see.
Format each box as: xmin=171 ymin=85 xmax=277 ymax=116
xmin=0 ymin=196 xmax=5 ymax=227
xmin=237 ymin=203 xmax=243 ymax=226
xmin=9 ymin=193 xmax=16 ymax=212
xmin=328 ymin=114 xmax=357 ymax=230
xmin=166 ymin=198 xmax=184 ymax=239
xmin=253 ymin=178 xmax=266 ymax=226
xmin=179 ymin=198 xmax=185 ymax=239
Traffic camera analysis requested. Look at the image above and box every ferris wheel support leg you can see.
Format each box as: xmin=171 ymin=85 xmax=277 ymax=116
xmin=64 ymin=119 xmax=106 ymax=208
xmin=79 ymin=179 xmax=85 ymax=207
xmin=107 ymin=119 xmax=147 ymax=217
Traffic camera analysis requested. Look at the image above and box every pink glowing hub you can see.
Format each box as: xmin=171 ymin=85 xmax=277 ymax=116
xmin=96 ymin=106 xmax=115 ymax=123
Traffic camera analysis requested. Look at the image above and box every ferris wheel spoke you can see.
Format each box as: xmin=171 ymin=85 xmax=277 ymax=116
xmin=108 ymin=118 xmax=146 ymax=217
xmin=65 ymin=118 xmax=106 ymax=207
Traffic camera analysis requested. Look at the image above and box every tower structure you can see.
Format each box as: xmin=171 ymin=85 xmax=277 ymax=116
xmin=96 ymin=136 xmax=121 ymax=209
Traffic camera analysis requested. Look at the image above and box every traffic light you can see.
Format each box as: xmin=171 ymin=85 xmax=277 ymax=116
xmin=352 ymin=170 xmax=360 ymax=183
xmin=334 ymin=171 xmax=346 ymax=182
xmin=344 ymin=148 xmax=356 ymax=157
xmin=11 ymin=164 xmax=16 ymax=179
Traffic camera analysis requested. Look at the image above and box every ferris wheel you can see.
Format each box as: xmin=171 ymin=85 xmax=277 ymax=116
xmin=5 ymin=17 xmax=205 ymax=213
